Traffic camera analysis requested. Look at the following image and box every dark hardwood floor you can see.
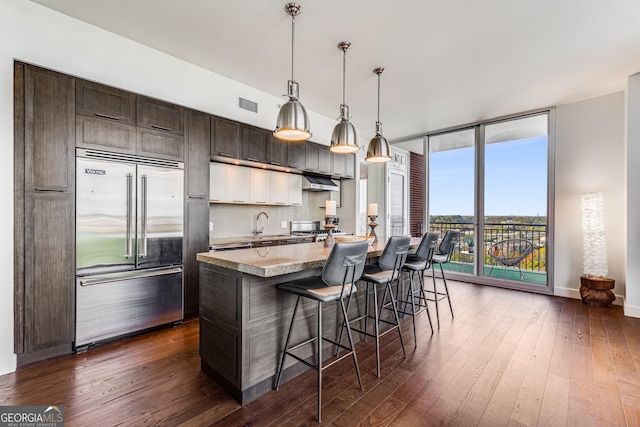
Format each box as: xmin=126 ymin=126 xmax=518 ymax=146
xmin=1 ymin=280 xmax=640 ymax=426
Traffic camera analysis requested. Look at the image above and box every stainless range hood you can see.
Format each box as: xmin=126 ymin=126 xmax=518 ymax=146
xmin=302 ymin=175 xmax=340 ymax=191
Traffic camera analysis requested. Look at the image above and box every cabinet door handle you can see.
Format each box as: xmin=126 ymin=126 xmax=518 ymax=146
xmin=246 ymin=157 xmax=260 ymax=162
xmin=255 ymin=201 xmax=267 ymax=204
xmin=151 ymin=124 xmax=172 ymax=132
xmin=218 ymin=152 xmax=234 ymax=158
xmin=232 ymin=200 xmax=245 ymax=203
xmin=269 ymin=162 xmax=282 ymax=166
xmin=95 ymin=113 xmax=120 ymax=121
xmin=275 ymin=202 xmax=285 ymax=205
xmin=34 ymin=187 xmax=66 ymax=192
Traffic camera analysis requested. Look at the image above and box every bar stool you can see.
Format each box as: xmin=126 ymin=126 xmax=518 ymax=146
xmin=427 ymin=229 xmax=459 ymax=328
xmin=345 ymin=235 xmax=410 ymax=378
xmin=274 ymin=240 xmax=369 ymax=423
xmin=399 ymin=231 xmax=440 ymax=342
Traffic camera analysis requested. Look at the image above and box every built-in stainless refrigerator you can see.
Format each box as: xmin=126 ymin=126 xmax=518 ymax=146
xmin=75 ymin=148 xmax=184 ymax=349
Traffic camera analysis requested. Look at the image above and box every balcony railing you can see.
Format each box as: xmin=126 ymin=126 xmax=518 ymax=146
xmin=429 ymin=221 xmax=547 ymax=282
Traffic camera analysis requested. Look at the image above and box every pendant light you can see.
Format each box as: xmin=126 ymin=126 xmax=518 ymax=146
xmin=365 ymin=67 xmax=392 ymax=163
xmin=330 ymin=42 xmax=358 ymax=153
xmin=274 ymin=3 xmax=311 ymax=142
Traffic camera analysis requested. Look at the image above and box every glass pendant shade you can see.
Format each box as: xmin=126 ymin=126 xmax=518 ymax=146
xmin=366 ymin=67 xmax=391 ymax=163
xmin=274 ymin=3 xmax=311 ymax=142
xmin=330 ymin=41 xmax=358 ymax=153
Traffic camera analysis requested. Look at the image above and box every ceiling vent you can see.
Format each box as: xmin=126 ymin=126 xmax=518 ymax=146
xmin=239 ymin=97 xmax=258 ymax=113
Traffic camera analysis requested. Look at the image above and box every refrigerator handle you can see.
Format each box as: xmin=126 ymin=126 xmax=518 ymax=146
xmin=140 ymin=174 xmax=148 ymax=258
xmin=125 ymin=173 xmax=133 ymax=259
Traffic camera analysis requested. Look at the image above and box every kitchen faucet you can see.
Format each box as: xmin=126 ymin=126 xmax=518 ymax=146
xmin=253 ymin=211 xmax=269 ymax=236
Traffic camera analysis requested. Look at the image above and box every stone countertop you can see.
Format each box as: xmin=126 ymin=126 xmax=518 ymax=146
xmin=197 ymin=237 xmax=421 ymax=278
xmin=209 ymin=234 xmax=312 ymax=248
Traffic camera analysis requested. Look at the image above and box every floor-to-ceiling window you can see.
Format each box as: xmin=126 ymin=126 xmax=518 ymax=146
xmin=425 ymin=111 xmax=553 ymax=292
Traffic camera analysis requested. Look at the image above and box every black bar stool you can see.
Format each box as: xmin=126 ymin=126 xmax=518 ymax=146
xmin=344 ymin=235 xmax=410 ymax=378
xmin=274 ymin=240 xmax=369 ymax=423
xmin=427 ymin=229 xmax=459 ymax=328
xmin=399 ymin=231 xmax=440 ymax=342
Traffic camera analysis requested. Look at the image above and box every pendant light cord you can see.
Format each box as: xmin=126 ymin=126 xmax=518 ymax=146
xmin=291 ymin=15 xmax=296 ymax=83
xmin=377 ymin=72 xmax=381 ymax=124
xmin=342 ymin=48 xmax=347 ymax=106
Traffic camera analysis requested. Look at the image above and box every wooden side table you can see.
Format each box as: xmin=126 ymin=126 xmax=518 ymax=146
xmin=580 ymin=275 xmax=615 ymax=307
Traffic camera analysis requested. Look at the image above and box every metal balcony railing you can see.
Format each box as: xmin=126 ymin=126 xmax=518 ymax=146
xmin=429 ymin=221 xmax=547 ymax=280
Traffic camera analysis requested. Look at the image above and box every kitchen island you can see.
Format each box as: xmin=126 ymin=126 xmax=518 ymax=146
xmin=196 ymin=238 xmax=419 ymax=403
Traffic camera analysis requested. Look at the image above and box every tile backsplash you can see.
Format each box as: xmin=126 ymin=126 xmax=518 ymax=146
xmin=210 ymin=191 xmax=329 ymax=237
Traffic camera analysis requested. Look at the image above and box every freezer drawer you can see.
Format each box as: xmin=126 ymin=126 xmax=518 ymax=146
xmin=75 ymin=267 xmax=183 ymax=348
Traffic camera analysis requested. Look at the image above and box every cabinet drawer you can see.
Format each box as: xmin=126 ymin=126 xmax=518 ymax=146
xmin=76 ymin=79 xmax=136 ymax=125
xmin=76 ymin=115 xmax=137 ymax=154
xmin=137 ymin=96 xmax=184 ymax=135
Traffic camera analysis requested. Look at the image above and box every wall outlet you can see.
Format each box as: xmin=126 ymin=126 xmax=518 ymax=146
xmin=209 ymin=222 xmax=213 ymax=232
xmin=281 ymin=221 xmax=287 ymax=229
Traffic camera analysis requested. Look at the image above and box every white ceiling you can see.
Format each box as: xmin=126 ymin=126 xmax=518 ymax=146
xmin=31 ymin=0 xmax=640 ymax=146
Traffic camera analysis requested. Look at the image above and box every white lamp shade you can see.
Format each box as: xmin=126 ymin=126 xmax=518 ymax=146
xmin=580 ymin=192 xmax=608 ymax=277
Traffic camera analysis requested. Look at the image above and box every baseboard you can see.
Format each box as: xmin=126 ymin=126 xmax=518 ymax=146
xmin=0 ymin=353 xmax=17 ymax=375
xmin=553 ymin=286 xmax=581 ymax=300
xmin=623 ymin=300 xmax=640 ymax=318
xmin=553 ymin=286 xmax=624 ymax=306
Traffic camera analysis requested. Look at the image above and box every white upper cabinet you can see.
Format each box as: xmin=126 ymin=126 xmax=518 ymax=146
xmin=270 ymin=172 xmax=289 ymax=205
xmin=209 ymin=163 xmax=303 ymax=206
xmin=225 ymin=165 xmax=250 ymax=203
xmin=288 ymin=174 xmax=302 ymax=206
xmin=209 ymin=163 xmax=226 ymax=202
xmin=250 ymin=169 xmax=271 ymax=204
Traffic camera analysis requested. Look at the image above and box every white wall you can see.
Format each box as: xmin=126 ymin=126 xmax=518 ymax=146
xmin=0 ymin=0 xmax=338 ymax=375
xmin=625 ymin=72 xmax=640 ymax=317
xmin=554 ymin=92 xmax=625 ymax=302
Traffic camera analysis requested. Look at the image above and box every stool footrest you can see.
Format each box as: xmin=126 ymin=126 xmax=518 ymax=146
xmin=283 ymin=336 xmax=356 ymax=370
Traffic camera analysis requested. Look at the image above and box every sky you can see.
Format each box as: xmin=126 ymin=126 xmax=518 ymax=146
xmin=429 ymin=135 xmax=548 ymax=217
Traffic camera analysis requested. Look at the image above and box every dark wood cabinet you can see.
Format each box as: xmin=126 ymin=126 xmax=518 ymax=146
xmin=137 ymin=96 xmax=184 ymax=135
xmin=23 ymin=192 xmax=75 ymax=355
xmin=331 ymin=151 xmax=346 ymax=177
xmin=331 ymin=152 xmax=355 ymax=178
xmin=211 ymin=116 xmax=240 ymax=159
xmin=304 ymin=142 xmax=320 ymax=172
xmin=76 ymin=79 xmax=136 ymax=125
xmin=183 ymin=110 xmax=210 ymax=317
xmin=345 ymin=153 xmax=355 ymax=179
xmin=136 ymin=128 xmax=184 ymax=160
xmin=318 ymin=144 xmax=332 ymax=175
xmin=266 ymin=134 xmax=287 ymax=167
xmin=286 ymin=141 xmax=306 ymax=170
xmin=76 ymin=115 xmax=137 ymax=154
xmin=184 ymin=199 xmax=209 ymax=317
xmin=76 ymin=81 xmax=184 ymax=160
xmin=240 ymin=125 xmax=267 ymax=163
xmin=23 ymin=64 xmax=75 ymax=192
xmin=185 ymin=110 xmax=211 ymax=199
xmin=15 ymin=63 xmax=76 ymax=364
